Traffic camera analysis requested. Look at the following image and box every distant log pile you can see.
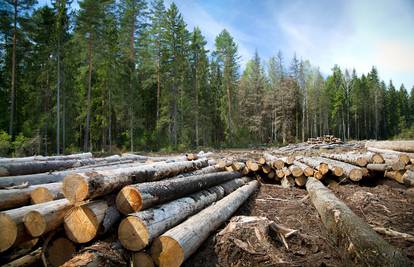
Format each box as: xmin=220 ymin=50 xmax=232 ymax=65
xmin=307 ymin=135 xmax=343 ymax=144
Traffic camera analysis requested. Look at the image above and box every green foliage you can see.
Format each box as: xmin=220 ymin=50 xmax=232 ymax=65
xmin=0 ymin=131 xmax=11 ymax=156
xmin=12 ymin=133 xmax=40 ymax=156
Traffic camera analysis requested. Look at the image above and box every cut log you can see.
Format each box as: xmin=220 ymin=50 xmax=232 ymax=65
xmin=385 ymin=170 xmax=406 ymax=184
xmin=62 ymin=159 xmax=208 ymax=204
xmin=0 ymin=152 xmax=92 ymax=164
xmin=367 ymin=164 xmax=390 ymax=172
xmin=231 ymin=162 xmax=245 ymax=172
xmin=261 ymin=164 xmax=272 ymax=174
xmin=401 ymin=170 xmax=414 ymax=187
xmin=263 ymin=153 xmax=284 ymax=170
xmin=280 ymin=156 xmax=295 ymax=165
xmin=151 ymin=180 xmax=258 ymax=267
xmin=306 ymin=177 xmax=412 ymax=266
xmin=61 ymin=241 xmax=128 ymax=267
xmin=30 ymin=182 xmax=63 ymax=204
xmin=217 ymin=159 xmax=232 ymax=168
xmin=23 ymin=199 xmax=71 ymax=237
xmin=258 ymin=157 xmax=266 ymax=165
xmin=245 ymin=160 xmax=259 ymax=172
xmin=288 ymin=165 xmax=303 ymax=177
xmin=321 ymin=153 xmax=368 ymax=167
xmin=314 ymin=171 xmax=323 ymax=180
xmin=115 ymin=171 xmax=242 ymax=215
xmin=64 ymin=199 xmax=121 ymax=243
xmin=367 ymin=152 xmax=385 ymax=164
xmin=294 ymin=176 xmax=307 ymax=187
xmin=319 ymin=157 xmax=364 ymax=181
xmin=298 ymin=157 xmax=329 ymax=176
xmin=174 ymin=164 xmax=224 ymax=178
xmin=293 ymin=160 xmax=314 ymax=177
xmin=367 ymin=147 xmax=413 ymax=164
xmin=132 ymin=251 xmax=155 ymax=267
xmin=2 ymin=247 xmax=41 ymax=267
xmin=42 ymin=234 xmax=76 ymax=267
xmin=118 ymin=177 xmax=251 ymax=251
xmin=281 ymin=176 xmax=295 ymax=188
xmin=365 ymin=140 xmax=414 ymax=153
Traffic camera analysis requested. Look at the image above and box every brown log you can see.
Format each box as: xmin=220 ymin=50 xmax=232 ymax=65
xmin=321 ymin=153 xmax=368 ymax=167
xmin=217 ymin=159 xmax=232 ymax=168
xmin=402 ymin=170 xmax=414 ymax=187
xmin=2 ymin=247 xmax=41 ymax=267
xmin=267 ymin=170 xmax=275 ymax=179
xmin=30 ymin=182 xmax=63 ymax=204
xmin=61 ymin=241 xmax=128 ymax=267
xmin=246 ymin=160 xmax=259 ymax=172
xmin=231 ymin=162 xmax=245 ymax=172
xmin=64 ymin=199 xmax=121 ymax=243
xmin=314 ymin=171 xmax=324 ymax=180
xmin=261 ymin=164 xmax=272 ymax=174
xmin=368 ymin=152 xmax=385 ymax=164
xmin=118 ymin=177 xmax=251 ymax=251
xmin=385 ymin=170 xmax=406 ymax=184
xmin=151 ymin=181 xmax=259 ymax=267
xmin=294 ymin=176 xmax=307 ymax=187
xmin=42 ymin=234 xmax=77 ymax=267
xmin=258 ymin=157 xmax=266 ymax=165
xmin=288 ymin=165 xmax=303 ymax=177
xmin=367 ymin=147 xmax=412 ymax=164
xmin=132 ymin=252 xmax=155 ymax=267
xmin=23 ymin=199 xmax=71 ymax=237
xmin=306 ymin=177 xmax=412 ymax=266
xmin=280 ymin=156 xmax=295 ymax=165
xmin=115 ymin=171 xmax=241 ymax=215
xmin=62 ymin=159 xmax=208 ymax=204
xmin=365 ymin=140 xmax=414 ymax=153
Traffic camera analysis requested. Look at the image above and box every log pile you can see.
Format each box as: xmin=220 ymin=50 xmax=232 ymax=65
xmin=307 ymin=135 xmax=343 ymax=144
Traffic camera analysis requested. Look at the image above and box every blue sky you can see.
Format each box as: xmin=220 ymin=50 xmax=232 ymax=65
xmin=38 ymin=0 xmax=414 ymax=89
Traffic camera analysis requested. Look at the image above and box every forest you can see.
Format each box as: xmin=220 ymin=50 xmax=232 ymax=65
xmin=1 ymin=0 xmax=414 ymax=156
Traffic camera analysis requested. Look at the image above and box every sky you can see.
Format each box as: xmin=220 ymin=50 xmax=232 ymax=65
xmin=38 ymin=0 xmax=414 ymax=89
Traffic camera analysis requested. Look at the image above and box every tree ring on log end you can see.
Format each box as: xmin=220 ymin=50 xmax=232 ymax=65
xmin=151 ymin=236 xmax=184 ymax=267
xmin=31 ymin=187 xmax=54 ymax=204
xmin=62 ymin=174 xmax=88 ymax=203
xmin=349 ymin=169 xmax=363 ymax=182
xmin=116 ymin=186 xmax=143 ymax=215
xmin=0 ymin=213 xmax=17 ymax=252
xmin=64 ymin=206 xmax=99 ymax=243
xmin=47 ymin=237 xmax=76 ymax=267
xmin=23 ymin=211 xmax=46 ymax=237
xmin=118 ymin=216 xmax=149 ymax=251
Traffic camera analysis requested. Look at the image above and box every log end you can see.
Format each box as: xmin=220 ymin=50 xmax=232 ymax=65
xmin=304 ymin=167 xmax=314 ymax=177
xmin=333 ymin=167 xmax=344 ymax=177
xmin=314 ymin=171 xmax=323 ymax=180
xmin=118 ymin=216 xmax=149 ymax=251
xmin=294 ymin=176 xmax=307 ymax=187
xmin=46 ymin=237 xmax=76 ymax=267
xmin=151 ymin=236 xmax=184 ymax=267
xmin=23 ymin=211 xmax=47 ymax=237
xmin=274 ymin=160 xmax=284 ymax=170
xmin=372 ymin=153 xmax=385 ymax=164
xmin=291 ymin=166 xmax=303 ymax=177
xmin=319 ymin=163 xmax=329 ymax=175
xmin=0 ymin=213 xmax=17 ymax=252
xmin=116 ymin=186 xmax=143 ymax=215
xmin=64 ymin=206 xmax=99 ymax=243
xmin=62 ymin=174 xmax=89 ymax=203
xmin=31 ymin=187 xmax=54 ymax=204
xmin=132 ymin=252 xmax=155 ymax=267
xmin=349 ymin=169 xmax=363 ymax=182
xmin=356 ymin=157 xmax=368 ymax=167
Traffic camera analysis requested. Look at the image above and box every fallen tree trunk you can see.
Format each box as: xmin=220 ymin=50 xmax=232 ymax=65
xmin=0 ymin=182 xmax=62 ymax=210
xmin=293 ymin=160 xmax=314 ymax=177
xmin=23 ymin=199 xmax=72 ymax=237
xmin=298 ymin=157 xmax=329 ymax=176
xmin=174 ymin=164 xmax=223 ymax=178
xmin=366 ymin=164 xmax=390 ymax=172
xmin=367 ymin=147 xmax=412 ymax=164
xmin=319 ymin=158 xmax=364 ymax=181
xmin=151 ymin=180 xmax=259 ymax=267
xmin=61 ymin=241 xmax=128 ymax=267
xmin=118 ymin=177 xmax=251 ymax=251
xmin=306 ymin=177 xmax=412 ymax=266
xmin=0 ymin=152 xmax=92 ymax=164
xmin=62 ymin=159 xmax=208 ymax=204
xmin=116 ymin=171 xmax=241 ymax=215
xmin=365 ymin=140 xmax=414 ymax=153
xmin=321 ymin=153 xmax=368 ymax=167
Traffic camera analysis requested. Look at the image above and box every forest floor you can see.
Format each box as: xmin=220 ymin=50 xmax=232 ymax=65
xmin=182 ymin=145 xmax=414 ymax=267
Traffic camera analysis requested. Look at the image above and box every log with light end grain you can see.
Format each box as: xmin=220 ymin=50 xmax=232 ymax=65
xmin=321 ymin=153 xmax=368 ymax=167
xmin=151 ymin=180 xmax=258 ymax=267
xmin=30 ymin=182 xmax=63 ymax=204
xmin=64 ymin=199 xmax=121 ymax=243
xmin=42 ymin=235 xmax=77 ymax=267
xmin=320 ymin=157 xmax=364 ymax=181
xmin=261 ymin=164 xmax=272 ymax=174
xmin=263 ymin=153 xmax=285 ymax=170
xmin=367 ymin=152 xmax=385 ymax=164
xmin=246 ymin=160 xmax=260 ymax=172
xmin=298 ymin=157 xmax=329 ymax=176
xmin=115 ymin=171 xmax=242 ymax=215
xmin=118 ymin=177 xmax=251 ymax=251
xmin=306 ymin=177 xmax=412 ymax=266
xmin=61 ymin=241 xmax=127 ymax=267
xmin=385 ymin=170 xmax=405 ymax=184
xmin=288 ymin=165 xmax=303 ymax=177
xmin=132 ymin=252 xmax=155 ymax=267
xmin=368 ymin=147 xmax=413 ymax=165
xmin=293 ymin=160 xmax=314 ymax=177
xmin=365 ymin=140 xmax=414 ymax=153
xmin=23 ymin=199 xmax=72 ymax=237
xmin=231 ymin=162 xmax=245 ymax=172
xmin=218 ymin=159 xmax=232 ymax=168
xmin=62 ymin=159 xmax=208 ymax=204
xmin=294 ymin=176 xmax=307 ymax=187
xmin=401 ymin=170 xmax=414 ymax=187
xmin=280 ymin=156 xmax=295 ymax=165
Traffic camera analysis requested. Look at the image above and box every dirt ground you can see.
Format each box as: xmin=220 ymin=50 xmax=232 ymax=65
xmin=185 ymin=178 xmax=414 ymax=267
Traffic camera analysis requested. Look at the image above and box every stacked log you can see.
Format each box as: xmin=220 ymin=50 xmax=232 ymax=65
xmin=365 ymin=140 xmax=414 ymax=153
xmin=307 ymin=135 xmax=342 ymax=144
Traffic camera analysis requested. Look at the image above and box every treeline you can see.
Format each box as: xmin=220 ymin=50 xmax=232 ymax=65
xmin=0 ymin=0 xmax=413 ymax=155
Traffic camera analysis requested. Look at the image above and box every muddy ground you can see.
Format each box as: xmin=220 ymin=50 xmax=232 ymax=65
xmin=184 ymin=147 xmax=414 ymax=267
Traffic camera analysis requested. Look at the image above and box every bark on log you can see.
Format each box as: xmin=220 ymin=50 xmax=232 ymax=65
xmin=23 ymin=199 xmax=72 ymax=237
xmin=0 ymin=152 xmax=92 ymax=164
xmin=319 ymin=158 xmax=364 ymax=181
xmin=61 ymin=241 xmax=128 ymax=267
xmin=366 ymin=164 xmax=390 ymax=172
xmin=263 ymin=153 xmax=284 ymax=170
xmin=298 ymin=157 xmax=329 ymax=176
xmin=62 ymin=159 xmax=208 ymax=204
xmin=321 ymin=153 xmax=368 ymax=167
xmin=116 ymin=171 xmax=241 ymax=215
xmin=367 ymin=147 xmax=413 ymax=164
xmin=385 ymin=170 xmax=406 ymax=184
xmin=401 ymin=170 xmax=414 ymax=187
xmin=118 ymin=177 xmax=251 ymax=251
xmin=365 ymin=140 xmax=414 ymax=153
xmin=306 ymin=177 xmax=411 ymax=266
xmin=367 ymin=152 xmax=385 ymax=164
xmin=42 ymin=234 xmax=77 ymax=267
xmin=2 ymin=247 xmax=41 ymax=267
xmin=151 ymin=180 xmax=259 ymax=267
xmin=64 ymin=198 xmax=121 ymax=243
xmin=174 ymin=165 xmax=223 ymax=178
xmin=293 ymin=160 xmax=314 ymax=177
xmin=288 ymin=165 xmax=303 ymax=177
xmin=294 ymin=176 xmax=307 ymax=187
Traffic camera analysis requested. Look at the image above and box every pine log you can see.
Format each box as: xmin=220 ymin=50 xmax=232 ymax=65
xmin=23 ymin=199 xmax=72 ymax=237
xmin=118 ymin=177 xmax=251 ymax=251
xmin=385 ymin=170 xmax=406 ymax=184
xmin=132 ymin=252 xmax=155 ymax=267
xmin=367 ymin=147 xmax=413 ymax=164
xmin=365 ymin=140 xmax=414 ymax=153
xmin=401 ymin=170 xmax=414 ymax=187
xmin=174 ymin=164 xmax=223 ymax=178
xmin=294 ymin=176 xmax=307 ymax=187
xmin=275 ymin=169 xmax=285 ymax=179
xmin=320 ymin=157 xmax=364 ymax=181
xmin=2 ymin=247 xmax=41 ymax=267
xmin=115 ymin=171 xmax=242 ymax=215
xmin=306 ymin=177 xmax=411 ymax=265
xmin=217 ymin=159 xmax=232 ymax=168
xmin=0 ymin=152 xmax=92 ymax=164
xmin=231 ymin=162 xmax=245 ymax=172
xmin=293 ymin=160 xmax=314 ymax=177
xmin=64 ymin=199 xmax=121 ymax=243
xmin=314 ymin=171 xmax=324 ymax=180
xmin=245 ymin=160 xmax=259 ymax=172
xmin=151 ymin=180 xmax=258 ymax=267
xmin=288 ymin=165 xmax=303 ymax=177
xmin=280 ymin=156 xmax=295 ymax=165
xmin=321 ymin=153 xmax=368 ymax=167
xmin=298 ymin=157 xmax=329 ymax=176
xmin=366 ymin=164 xmax=390 ymax=172
xmin=62 ymin=159 xmax=208 ymax=204
xmin=385 ymin=158 xmax=407 ymax=171
xmin=263 ymin=153 xmax=284 ymax=169
xmin=367 ymin=152 xmax=385 ymax=164
xmin=30 ymin=182 xmax=63 ymax=204
xmin=61 ymin=241 xmax=128 ymax=267
xmin=42 ymin=234 xmax=77 ymax=267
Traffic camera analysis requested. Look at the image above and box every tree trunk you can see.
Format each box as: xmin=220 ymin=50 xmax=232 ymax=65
xmin=9 ymin=0 xmax=17 ymax=137
xmin=292 ymin=160 xmax=314 ymax=177
xmin=318 ymin=157 xmax=364 ymax=181
xmin=263 ymin=153 xmax=284 ymax=170
xmin=151 ymin=180 xmax=258 ymax=267
xmin=0 ymin=152 xmax=92 ymax=164
xmin=116 ymin=171 xmax=241 ymax=215
xmin=367 ymin=147 xmax=413 ymax=164
xmin=366 ymin=164 xmax=389 ymax=172
xmin=118 ymin=177 xmax=251 ymax=251
xmin=22 ymin=199 xmax=71 ymax=237
xmin=84 ymin=33 xmax=93 ymax=152
xmin=365 ymin=141 xmax=414 ymax=153
xmin=298 ymin=157 xmax=329 ymax=176
xmin=62 ymin=159 xmax=209 ymax=204
xmin=30 ymin=182 xmax=64 ymax=204
xmin=321 ymin=153 xmax=368 ymax=167
xmin=306 ymin=177 xmax=411 ymax=266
